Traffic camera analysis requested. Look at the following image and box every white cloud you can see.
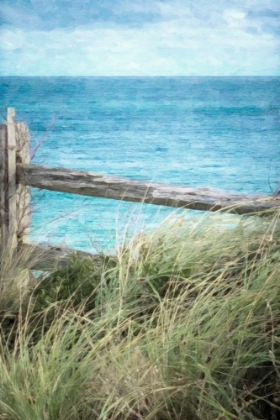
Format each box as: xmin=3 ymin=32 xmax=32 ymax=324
xmin=224 ymin=10 xmax=246 ymax=20
xmin=0 ymin=13 xmax=279 ymax=76
xmin=223 ymin=9 xmax=246 ymax=29
xmin=0 ymin=29 xmax=26 ymax=50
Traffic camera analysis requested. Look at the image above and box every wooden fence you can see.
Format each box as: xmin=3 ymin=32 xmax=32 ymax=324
xmin=1 ymin=108 xmax=279 ymax=273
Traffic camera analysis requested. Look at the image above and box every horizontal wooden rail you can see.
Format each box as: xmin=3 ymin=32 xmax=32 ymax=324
xmin=19 ymin=243 xmax=100 ymax=271
xmin=17 ymin=163 xmax=280 ymax=215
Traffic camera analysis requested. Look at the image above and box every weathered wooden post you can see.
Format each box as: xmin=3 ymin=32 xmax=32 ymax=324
xmin=0 ymin=108 xmax=18 ymax=254
xmin=0 ymin=123 xmax=7 ymax=252
xmin=15 ymin=120 xmax=31 ymax=245
xmin=0 ymin=108 xmax=31 ymax=287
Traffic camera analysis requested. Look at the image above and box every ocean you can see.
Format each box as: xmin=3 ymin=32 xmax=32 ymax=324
xmin=1 ymin=76 xmax=280 ymax=252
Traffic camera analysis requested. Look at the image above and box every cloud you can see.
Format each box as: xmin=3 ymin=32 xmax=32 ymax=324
xmin=0 ymin=0 xmax=279 ymax=76
xmin=1 ymin=0 xmax=278 ymax=30
xmin=245 ymin=5 xmax=280 ymax=36
xmin=0 ymin=0 xmax=163 ymax=30
xmin=0 ymin=16 xmax=279 ymax=76
xmin=246 ymin=8 xmax=280 ymax=19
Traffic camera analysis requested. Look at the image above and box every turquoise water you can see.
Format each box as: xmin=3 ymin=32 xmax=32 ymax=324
xmin=1 ymin=77 xmax=280 ymax=251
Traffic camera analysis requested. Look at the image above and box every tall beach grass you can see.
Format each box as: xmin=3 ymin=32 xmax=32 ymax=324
xmin=0 ymin=208 xmax=280 ymax=419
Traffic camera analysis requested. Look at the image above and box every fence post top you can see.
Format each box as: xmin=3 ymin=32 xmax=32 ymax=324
xmin=7 ymin=108 xmax=15 ymax=119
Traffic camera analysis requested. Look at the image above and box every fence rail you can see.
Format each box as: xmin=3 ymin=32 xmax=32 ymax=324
xmin=17 ymin=163 xmax=280 ymax=214
xmin=1 ymin=108 xmax=280 ymax=277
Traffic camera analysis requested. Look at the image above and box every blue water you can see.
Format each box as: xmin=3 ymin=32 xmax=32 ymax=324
xmin=1 ymin=77 xmax=280 ymax=251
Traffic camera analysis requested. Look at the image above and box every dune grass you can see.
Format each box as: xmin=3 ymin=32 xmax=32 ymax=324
xmin=0 ymin=209 xmax=280 ymax=419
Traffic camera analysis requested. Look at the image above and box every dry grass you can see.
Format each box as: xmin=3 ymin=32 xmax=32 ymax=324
xmin=0 ymin=209 xmax=280 ymax=419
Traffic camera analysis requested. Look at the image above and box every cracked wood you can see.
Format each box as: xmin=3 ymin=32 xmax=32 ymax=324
xmin=17 ymin=163 xmax=280 ymax=215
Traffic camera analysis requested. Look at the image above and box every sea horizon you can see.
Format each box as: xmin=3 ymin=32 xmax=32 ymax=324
xmin=1 ymin=75 xmax=279 ymax=78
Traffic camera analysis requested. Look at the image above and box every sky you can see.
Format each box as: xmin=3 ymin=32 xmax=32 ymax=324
xmin=0 ymin=0 xmax=280 ymax=76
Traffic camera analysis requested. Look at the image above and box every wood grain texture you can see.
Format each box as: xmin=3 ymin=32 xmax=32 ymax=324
xmin=15 ymin=122 xmax=31 ymax=244
xmin=6 ymin=108 xmax=18 ymax=250
xmin=0 ymin=124 xmax=7 ymax=246
xmin=15 ymin=122 xmax=32 ymax=286
xmin=17 ymin=163 xmax=280 ymax=215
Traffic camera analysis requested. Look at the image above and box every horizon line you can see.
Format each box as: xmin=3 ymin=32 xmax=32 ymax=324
xmin=1 ymin=74 xmax=280 ymax=78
